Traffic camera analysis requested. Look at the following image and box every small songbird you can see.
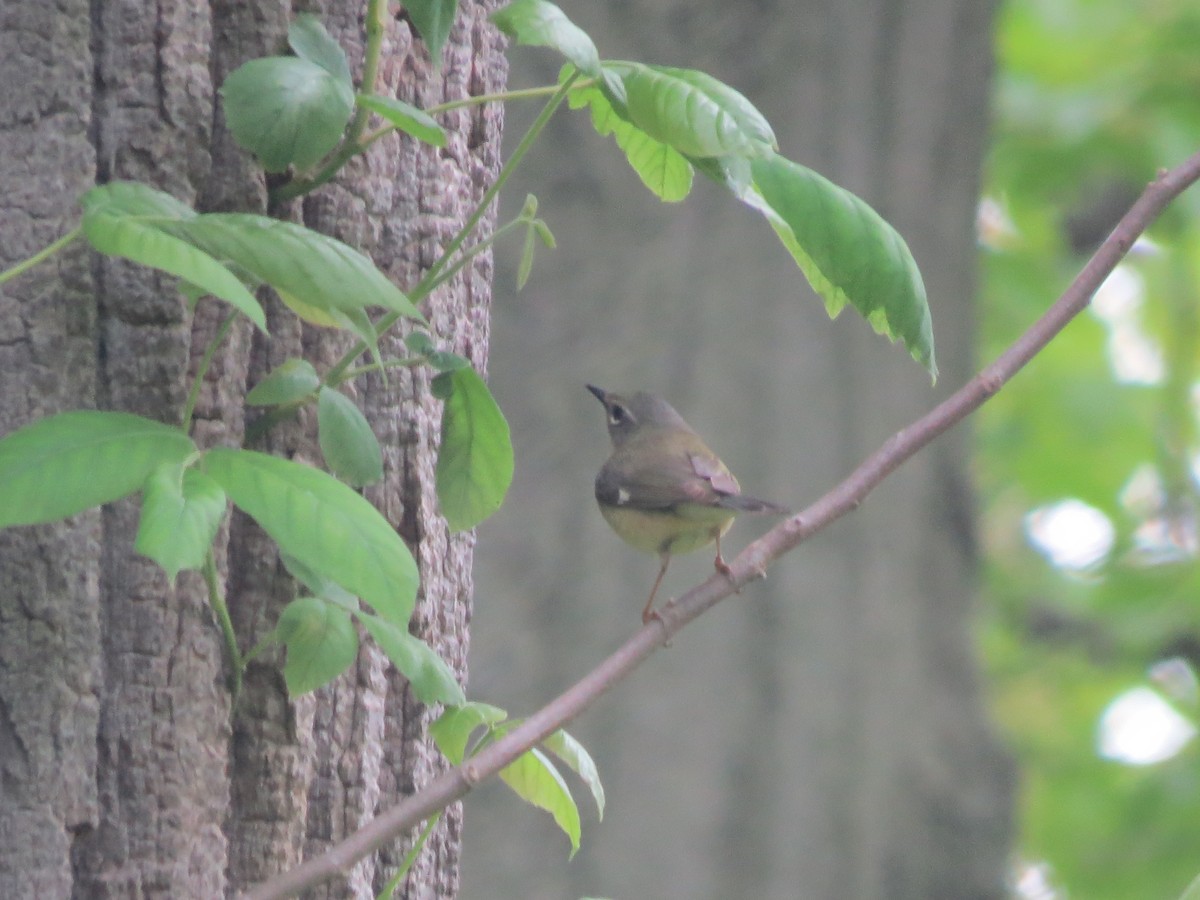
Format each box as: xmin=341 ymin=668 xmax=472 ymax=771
xmin=587 ymin=385 xmax=789 ymax=624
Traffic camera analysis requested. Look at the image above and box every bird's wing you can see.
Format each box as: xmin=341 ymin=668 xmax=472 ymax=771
xmin=595 ymin=434 xmax=738 ymax=512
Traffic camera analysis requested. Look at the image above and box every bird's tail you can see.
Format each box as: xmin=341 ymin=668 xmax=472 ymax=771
xmin=719 ymin=494 xmax=790 ymax=515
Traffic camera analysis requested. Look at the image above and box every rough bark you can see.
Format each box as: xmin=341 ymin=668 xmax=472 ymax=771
xmin=0 ymin=1 xmax=505 ymax=897
xmin=467 ymin=1 xmax=1013 ymax=898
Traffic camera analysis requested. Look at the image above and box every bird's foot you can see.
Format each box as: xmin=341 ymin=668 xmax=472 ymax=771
xmin=644 ymin=600 xmax=674 ymax=646
xmin=714 ymin=555 xmax=740 ymax=594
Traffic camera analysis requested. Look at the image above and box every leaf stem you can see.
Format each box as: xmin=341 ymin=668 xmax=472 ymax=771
xmin=322 ymin=71 xmax=581 ymax=388
xmin=203 ymin=549 xmax=243 ymax=702
xmin=356 ymin=80 xmax=597 ymax=149
xmin=0 ymin=226 xmax=82 ymax=286
xmin=425 ymin=81 xmax=590 ymax=115
xmin=182 ymin=310 xmax=238 ymax=434
xmin=414 ymin=70 xmax=580 ymax=297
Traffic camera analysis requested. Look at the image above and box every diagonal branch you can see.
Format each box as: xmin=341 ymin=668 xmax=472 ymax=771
xmin=243 ymin=149 xmax=1200 ymax=900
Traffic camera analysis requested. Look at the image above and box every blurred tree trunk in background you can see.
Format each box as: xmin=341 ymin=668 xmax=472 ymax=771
xmin=467 ymin=1 xmax=1014 ymax=898
xmin=0 ymin=1 xmax=504 ymax=896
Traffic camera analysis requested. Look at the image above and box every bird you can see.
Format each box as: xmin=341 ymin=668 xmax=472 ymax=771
xmin=587 ymin=385 xmax=789 ymax=624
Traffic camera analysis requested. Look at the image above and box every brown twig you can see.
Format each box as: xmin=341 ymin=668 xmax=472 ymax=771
xmin=243 ymin=150 xmax=1200 ymax=900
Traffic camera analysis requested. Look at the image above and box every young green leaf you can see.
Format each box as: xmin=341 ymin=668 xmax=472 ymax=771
xmin=202 ymin=448 xmax=418 ymax=625
xmin=220 ymin=56 xmax=354 ymax=173
xmin=499 ymin=747 xmax=582 ymax=857
xmin=404 ymin=332 xmax=470 ymax=372
xmin=430 ymin=701 xmax=508 ymax=764
xmin=134 ymin=464 xmax=227 ymax=581
xmin=246 ymin=358 xmax=321 ymax=406
xmin=428 ymin=350 xmax=471 ymax=372
xmin=567 ymin=75 xmax=693 ymax=202
xmin=601 ymin=61 xmax=776 ymax=159
xmin=404 ymin=331 xmax=436 ymax=356
xmin=542 ymin=728 xmax=605 ymax=820
xmin=288 ymin=13 xmax=353 ymax=87
xmin=534 ymin=219 xmax=556 ymax=248
xmin=748 ymin=153 xmax=937 ymax=378
xmin=355 ymin=94 xmax=447 ymax=147
xmin=80 ymin=183 xmax=267 ymax=331
xmin=0 ymin=411 xmax=195 ymax=527
xmin=164 ymin=213 xmax=421 ymax=322
xmin=275 ymin=596 xmax=359 ymax=696
xmin=404 ymin=0 xmax=459 ymax=68
xmin=517 ymin=222 xmax=537 ymax=290
xmin=490 ymin=0 xmax=600 ymax=77
xmin=357 ymin=612 xmax=466 ymax=707
xmin=431 ymin=367 xmax=514 ymax=532
xmin=317 ymin=386 xmax=384 ymax=487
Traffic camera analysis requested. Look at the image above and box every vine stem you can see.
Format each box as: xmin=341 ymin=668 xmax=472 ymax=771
xmin=203 ymin=549 xmax=243 ymax=703
xmin=375 ymin=812 xmax=442 ymax=899
xmin=243 ymin=149 xmax=1200 ymax=900
xmin=181 ymin=310 xmax=237 ymax=433
xmin=0 ymin=226 xmax=82 ymax=286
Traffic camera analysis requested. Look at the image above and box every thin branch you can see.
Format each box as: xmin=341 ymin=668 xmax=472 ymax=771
xmin=242 ymin=150 xmax=1200 ymax=900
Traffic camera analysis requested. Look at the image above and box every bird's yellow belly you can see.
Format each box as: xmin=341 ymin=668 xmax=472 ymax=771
xmin=599 ymin=504 xmax=734 ymax=556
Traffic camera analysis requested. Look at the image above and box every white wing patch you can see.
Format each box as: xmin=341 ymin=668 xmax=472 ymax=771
xmin=617 ymin=488 xmax=631 ymax=505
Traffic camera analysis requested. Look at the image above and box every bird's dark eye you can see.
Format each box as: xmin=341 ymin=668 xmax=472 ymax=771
xmin=609 ymin=404 xmax=628 ymax=425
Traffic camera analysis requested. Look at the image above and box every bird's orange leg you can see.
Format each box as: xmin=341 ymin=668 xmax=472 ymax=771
xmin=642 ymin=553 xmax=671 ymax=624
xmin=713 ymin=532 xmax=740 ymax=593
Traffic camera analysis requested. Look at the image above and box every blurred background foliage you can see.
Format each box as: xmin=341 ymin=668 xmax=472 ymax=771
xmin=980 ymin=0 xmax=1200 ymax=896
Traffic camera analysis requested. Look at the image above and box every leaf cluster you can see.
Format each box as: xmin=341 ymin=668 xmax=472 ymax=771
xmin=0 ymin=0 xmax=947 ymax=871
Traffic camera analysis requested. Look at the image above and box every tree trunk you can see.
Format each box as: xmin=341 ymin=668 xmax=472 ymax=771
xmin=0 ymin=1 xmax=505 ymax=897
xmin=468 ymin=1 xmax=1013 ymax=898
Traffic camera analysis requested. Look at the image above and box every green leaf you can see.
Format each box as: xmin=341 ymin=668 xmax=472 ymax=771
xmin=405 ymin=0 xmax=459 ymax=67
xmin=317 ymin=386 xmax=384 ymax=487
xmin=429 ymin=351 xmax=471 ymax=371
xmin=517 ymin=223 xmax=536 ymax=290
xmin=164 ymin=213 xmax=421 ymax=322
xmin=542 ymin=728 xmax=605 ymax=820
xmin=601 ymin=61 xmax=776 ymax=159
xmin=430 ymin=701 xmax=508 ymax=764
xmin=404 ymin=332 xmax=470 ymax=372
xmin=355 ymin=94 xmax=447 ymax=147
xmin=80 ymin=183 xmax=267 ymax=331
xmin=490 ymin=0 xmax=600 ymax=77
xmin=534 ymin=219 xmax=556 ymax=248
xmin=279 ymin=552 xmax=359 ymax=609
xmin=566 ymin=75 xmax=693 ymax=202
xmin=404 ymin=331 xmax=436 ymax=355
xmin=246 ymin=358 xmax=321 ymax=406
xmin=275 ymin=596 xmax=359 ymax=696
xmin=357 ymin=612 xmax=466 ymax=707
xmin=500 ymin=747 xmax=582 ymax=857
xmin=0 ymin=411 xmax=195 ymax=527
xmin=134 ymin=465 xmax=226 ymax=581
xmin=748 ymin=153 xmax=936 ymax=377
xmin=1178 ymin=872 xmax=1200 ymax=900
xmin=288 ymin=13 xmax=352 ymax=87
xmin=221 ymin=56 xmax=354 ymax=173
xmin=431 ymin=368 xmax=513 ymax=531
xmin=202 ymin=448 xmax=418 ymax=625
